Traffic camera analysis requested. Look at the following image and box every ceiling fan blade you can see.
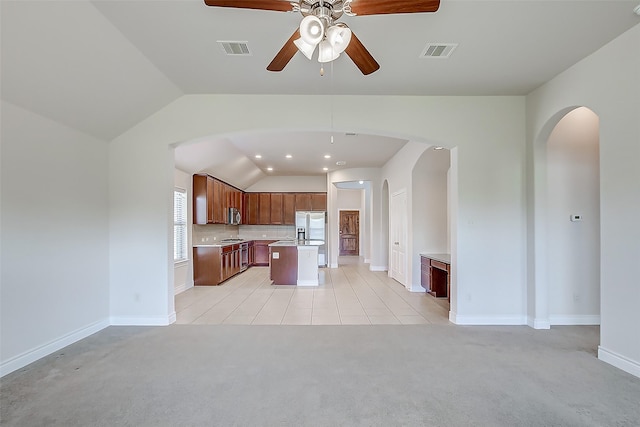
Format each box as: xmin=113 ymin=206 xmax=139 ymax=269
xmin=204 ymin=0 xmax=294 ymax=13
xmin=344 ymin=31 xmax=380 ymax=75
xmin=267 ymin=29 xmax=301 ymax=72
xmin=349 ymin=0 xmax=440 ymax=16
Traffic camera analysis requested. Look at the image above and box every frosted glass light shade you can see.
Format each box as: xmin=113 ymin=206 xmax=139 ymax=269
xmin=317 ymin=40 xmax=339 ymax=63
xmin=294 ymin=38 xmax=316 ymax=60
xmin=299 ymin=16 xmax=324 ymax=45
xmin=325 ymin=25 xmax=352 ymax=54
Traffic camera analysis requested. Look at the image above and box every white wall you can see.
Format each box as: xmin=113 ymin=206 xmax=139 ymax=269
xmin=245 ymin=175 xmax=327 ymax=192
xmin=526 ymin=24 xmax=640 ymax=376
xmin=107 ymin=94 xmax=526 ymax=328
xmin=0 ymin=101 xmax=110 ymax=375
xmin=411 ymin=148 xmax=450 ymax=291
xmin=546 ymin=107 xmax=600 ymax=324
xmin=174 ymin=169 xmax=193 ymax=294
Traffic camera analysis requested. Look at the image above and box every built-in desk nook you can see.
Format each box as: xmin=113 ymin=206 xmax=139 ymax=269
xmin=420 ymin=253 xmax=451 ymax=300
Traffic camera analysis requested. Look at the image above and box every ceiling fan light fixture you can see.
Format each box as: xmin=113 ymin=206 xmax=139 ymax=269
xmin=294 ymin=38 xmax=317 ymax=60
xmin=318 ymin=40 xmax=339 ymax=63
xmin=325 ymin=24 xmax=352 ymax=54
xmin=299 ymin=15 xmax=324 ymax=45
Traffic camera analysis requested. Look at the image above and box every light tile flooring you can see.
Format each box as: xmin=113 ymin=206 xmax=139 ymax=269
xmin=175 ymin=257 xmax=450 ymax=325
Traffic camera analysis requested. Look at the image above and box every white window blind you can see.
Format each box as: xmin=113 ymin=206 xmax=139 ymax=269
xmin=174 ymin=189 xmax=188 ymax=262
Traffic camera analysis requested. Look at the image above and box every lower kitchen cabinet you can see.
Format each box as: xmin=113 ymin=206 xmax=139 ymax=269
xmin=253 ymin=240 xmax=275 ymax=266
xmin=193 ymin=244 xmax=242 ymax=286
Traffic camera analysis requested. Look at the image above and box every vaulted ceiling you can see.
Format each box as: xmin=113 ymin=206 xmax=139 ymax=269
xmin=2 ymin=0 xmax=638 ymax=185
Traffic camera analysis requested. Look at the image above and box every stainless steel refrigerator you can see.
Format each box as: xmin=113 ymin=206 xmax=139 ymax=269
xmin=295 ymin=211 xmax=327 ymax=267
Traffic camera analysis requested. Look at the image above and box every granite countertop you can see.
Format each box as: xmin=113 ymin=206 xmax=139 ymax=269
xmin=193 ymin=238 xmax=280 ymax=248
xmin=269 ymin=240 xmax=325 ymax=247
xmin=419 ymin=253 xmax=451 ymax=264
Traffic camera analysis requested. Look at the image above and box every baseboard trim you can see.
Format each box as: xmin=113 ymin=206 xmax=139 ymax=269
xmin=1 ymin=318 xmax=109 ymax=377
xmin=549 ymin=314 xmax=600 ymax=325
xmin=450 ymin=313 xmax=527 ymax=325
xmin=369 ymin=265 xmax=387 ymax=272
xmin=528 ymin=316 xmax=551 ymax=329
xmin=364 ymin=258 xmax=371 ymax=264
xmin=110 ymin=314 xmax=174 ymax=326
xmin=330 ymin=263 xmax=338 ymax=268
xmin=174 ymin=281 xmax=194 ymax=295
xmin=598 ymin=346 xmax=640 ymax=378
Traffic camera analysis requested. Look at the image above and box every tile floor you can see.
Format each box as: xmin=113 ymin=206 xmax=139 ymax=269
xmin=175 ymin=257 xmax=450 ymax=325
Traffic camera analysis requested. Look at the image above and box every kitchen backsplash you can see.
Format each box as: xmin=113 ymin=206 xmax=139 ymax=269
xmin=192 ymin=224 xmax=295 ymax=244
xmin=239 ymin=225 xmax=296 ymax=240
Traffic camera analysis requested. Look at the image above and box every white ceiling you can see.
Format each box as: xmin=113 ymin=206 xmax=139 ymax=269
xmin=2 ymin=0 xmax=639 ymax=186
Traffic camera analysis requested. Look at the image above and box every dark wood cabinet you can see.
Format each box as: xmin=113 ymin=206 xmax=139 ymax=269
xmin=269 ymin=245 xmax=298 ymax=285
xmin=254 ymin=240 xmax=275 ymax=266
xmin=310 ymin=193 xmax=327 ymax=211
xmin=193 ymin=174 xmax=244 ymax=225
xmin=283 ymin=193 xmax=296 ymax=225
xmin=244 ymin=192 xmax=259 ymax=225
xmin=258 ymin=193 xmax=271 ymax=224
xmin=270 ymin=193 xmax=283 ymax=224
xmin=194 ymin=243 xmax=244 ymax=286
xmin=420 ymin=255 xmax=450 ymax=300
xmin=193 ymin=174 xmax=226 ymax=225
xmin=295 ymin=193 xmax=311 ymax=211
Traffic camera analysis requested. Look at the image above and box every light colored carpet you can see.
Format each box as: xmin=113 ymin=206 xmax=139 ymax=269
xmin=1 ymin=325 xmax=639 ymax=426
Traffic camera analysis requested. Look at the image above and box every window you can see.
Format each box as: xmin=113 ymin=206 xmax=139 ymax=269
xmin=174 ymin=188 xmax=188 ymax=262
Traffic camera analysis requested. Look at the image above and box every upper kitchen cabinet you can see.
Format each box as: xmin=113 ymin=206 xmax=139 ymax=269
xmin=295 ymin=193 xmax=327 ymax=211
xmin=258 ymin=193 xmax=271 ymax=224
xmin=310 ymin=193 xmax=327 ymax=211
xmin=270 ymin=193 xmax=283 ymax=225
xmin=244 ymin=192 xmax=259 ymax=225
xmin=283 ymin=193 xmax=296 ymax=225
xmin=193 ymin=174 xmax=225 ymax=224
xmin=193 ymin=174 xmax=244 ymax=225
xmin=295 ymin=193 xmax=311 ymax=211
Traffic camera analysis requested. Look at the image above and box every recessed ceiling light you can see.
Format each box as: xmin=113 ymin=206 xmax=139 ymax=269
xmin=267 ymin=167 xmax=273 ymax=171
xmin=433 ymin=146 xmax=444 ymax=150
xmin=359 ymin=180 xmax=364 ymax=184
xmin=255 ymin=154 xmax=262 ymax=159
xmin=323 ymin=167 xmax=329 ymax=171
xmin=324 ymin=154 xmax=331 ymax=159
xmin=285 ymin=154 xmax=292 ymax=159
xmin=336 ymin=161 xmax=346 ymax=166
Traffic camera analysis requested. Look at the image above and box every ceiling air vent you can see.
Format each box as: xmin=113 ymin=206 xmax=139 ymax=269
xmin=218 ymin=41 xmax=251 ymax=56
xmin=420 ymin=43 xmax=457 ymax=59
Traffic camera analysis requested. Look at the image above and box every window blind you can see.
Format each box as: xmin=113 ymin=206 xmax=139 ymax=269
xmin=174 ymin=189 xmax=188 ymax=262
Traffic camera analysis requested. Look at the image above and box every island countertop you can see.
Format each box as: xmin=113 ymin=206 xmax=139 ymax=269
xmin=269 ymin=240 xmax=325 ymax=247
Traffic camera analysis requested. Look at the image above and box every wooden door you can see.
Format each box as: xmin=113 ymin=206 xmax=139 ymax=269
xmin=339 ymin=210 xmax=359 ymax=256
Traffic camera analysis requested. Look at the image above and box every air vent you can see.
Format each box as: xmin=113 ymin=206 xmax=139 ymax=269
xmin=345 ymin=132 xmax=358 ymax=136
xmin=420 ymin=43 xmax=457 ymax=59
xmin=218 ymin=41 xmax=251 ymax=56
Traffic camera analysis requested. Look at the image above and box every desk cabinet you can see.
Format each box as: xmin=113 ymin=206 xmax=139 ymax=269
xmin=420 ymin=254 xmax=450 ymax=300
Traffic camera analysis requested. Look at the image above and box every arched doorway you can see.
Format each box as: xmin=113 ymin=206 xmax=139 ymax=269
xmin=532 ymin=106 xmax=600 ymax=327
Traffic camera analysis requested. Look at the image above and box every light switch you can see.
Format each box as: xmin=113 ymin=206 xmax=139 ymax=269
xmin=272 ymin=252 xmax=279 ymax=259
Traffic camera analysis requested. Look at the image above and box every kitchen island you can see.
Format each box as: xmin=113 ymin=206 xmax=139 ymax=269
xmin=269 ymin=240 xmax=324 ymax=286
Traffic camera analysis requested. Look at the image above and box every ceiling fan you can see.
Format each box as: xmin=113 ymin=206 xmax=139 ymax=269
xmin=204 ymin=0 xmax=440 ymax=75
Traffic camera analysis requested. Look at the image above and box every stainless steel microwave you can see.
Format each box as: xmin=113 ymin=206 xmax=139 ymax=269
xmin=227 ymin=207 xmax=241 ymax=225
